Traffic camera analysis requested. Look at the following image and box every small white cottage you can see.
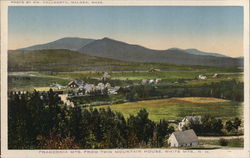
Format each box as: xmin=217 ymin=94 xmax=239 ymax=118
xmin=168 ymin=129 xmax=198 ymax=148
xmin=198 ymin=75 xmax=207 ymax=80
xmin=178 ymin=116 xmax=202 ymax=131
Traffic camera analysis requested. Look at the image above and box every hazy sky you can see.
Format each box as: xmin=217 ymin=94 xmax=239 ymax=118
xmin=9 ymin=6 xmax=243 ymax=57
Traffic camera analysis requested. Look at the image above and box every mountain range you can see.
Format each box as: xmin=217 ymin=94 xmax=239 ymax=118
xmin=17 ymin=37 xmax=243 ymax=68
xmin=20 ymin=37 xmax=94 ymax=51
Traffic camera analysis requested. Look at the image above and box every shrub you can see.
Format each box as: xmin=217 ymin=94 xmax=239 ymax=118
xmin=219 ymin=138 xmax=228 ymax=146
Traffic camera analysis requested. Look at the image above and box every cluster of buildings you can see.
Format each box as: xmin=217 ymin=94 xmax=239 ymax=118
xmin=50 ymin=72 xmax=125 ymax=96
xmin=66 ymin=80 xmax=124 ymax=96
xmin=198 ymin=73 xmax=220 ymax=80
xmin=141 ymin=78 xmax=162 ymax=85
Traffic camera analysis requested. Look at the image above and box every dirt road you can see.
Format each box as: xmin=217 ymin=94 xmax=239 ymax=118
xmin=59 ymin=94 xmax=74 ymax=107
xmin=198 ymin=135 xmax=243 ymax=140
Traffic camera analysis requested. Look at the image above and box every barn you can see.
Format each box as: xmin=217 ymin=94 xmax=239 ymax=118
xmin=68 ymin=81 xmax=79 ymax=88
xmin=168 ymin=129 xmax=198 ymax=148
xmin=148 ymin=68 xmax=161 ymax=72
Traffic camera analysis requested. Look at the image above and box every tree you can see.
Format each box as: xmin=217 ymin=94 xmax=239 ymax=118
xmin=9 ymin=91 xmax=177 ymax=149
xmin=211 ymin=118 xmax=223 ymax=134
xmin=233 ymin=117 xmax=241 ymax=130
xmin=37 ymin=132 xmax=80 ymax=149
xmin=155 ymin=120 xmax=174 ymax=147
xmin=225 ymin=120 xmax=234 ymax=132
xmin=127 ymin=109 xmax=155 ymax=145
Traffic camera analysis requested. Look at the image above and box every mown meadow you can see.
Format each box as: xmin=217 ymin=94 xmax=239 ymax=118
xmin=97 ymin=97 xmax=243 ymax=122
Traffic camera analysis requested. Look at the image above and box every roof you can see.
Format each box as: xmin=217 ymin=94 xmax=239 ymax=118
xmin=68 ymin=81 xmax=78 ymax=85
xmin=149 ymin=68 xmax=161 ymax=72
xmin=172 ymin=129 xmax=198 ymax=144
xmin=184 ymin=116 xmax=202 ymax=122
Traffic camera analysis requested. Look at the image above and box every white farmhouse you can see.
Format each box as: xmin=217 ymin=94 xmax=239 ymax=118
xmin=101 ymin=72 xmax=111 ymax=81
xmin=141 ymin=79 xmax=149 ymax=85
xmin=213 ymin=73 xmax=219 ymax=78
xmin=178 ymin=116 xmax=202 ymax=131
xmin=105 ymin=83 xmax=112 ymax=89
xmin=149 ymin=79 xmax=155 ymax=84
xmin=168 ymin=129 xmax=198 ymax=148
xmin=155 ymin=78 xmax=162 ymax=84
xmin=198 ymin=75 xmax=207 ymax=80
xmin=97 ymin=83 xmax=106 ymax=94
xmin=84 ymin=84 xmax=95 ymax=94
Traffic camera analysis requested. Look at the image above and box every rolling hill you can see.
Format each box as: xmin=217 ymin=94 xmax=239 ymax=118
xmin=8 ymin=49 xmax=135 ymax=71
xmin=9 ymin=49 xmax=236 ymax=72
xmin=78 ymin=38 xmax=243 ymax=68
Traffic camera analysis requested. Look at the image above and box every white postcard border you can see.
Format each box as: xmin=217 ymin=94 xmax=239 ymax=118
xmin=1 ymin=0 xmax=249 ymax=158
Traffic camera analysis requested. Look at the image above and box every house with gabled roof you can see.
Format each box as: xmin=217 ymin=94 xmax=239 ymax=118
xmin=68 ymin=81 xmax=79 ymax=88
xmin=168 ymin=129 xmax=198 ymax=148
xmin=178 ymin=116 xmax=202 ymax=131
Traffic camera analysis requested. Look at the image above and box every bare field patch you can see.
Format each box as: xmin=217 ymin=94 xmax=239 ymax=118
xmin=174 ymin=97 xmax=231 ymax=103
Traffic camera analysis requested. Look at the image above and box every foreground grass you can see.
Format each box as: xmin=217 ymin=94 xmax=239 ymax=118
xmin=199 ymin=138 xmax=244 ymax=148
xmin=97 ymin=97 xmax=243 ymax=122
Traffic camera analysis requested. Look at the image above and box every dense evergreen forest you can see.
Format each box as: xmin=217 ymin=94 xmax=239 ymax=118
xmin=8 ymin=90 xmax=174 ymax=149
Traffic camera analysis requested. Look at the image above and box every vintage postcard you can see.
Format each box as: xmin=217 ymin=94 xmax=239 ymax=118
xmin=1 ymin=0 xmax=249 ymax=158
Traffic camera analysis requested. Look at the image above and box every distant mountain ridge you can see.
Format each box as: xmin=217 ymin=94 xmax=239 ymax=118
xmin=168 ymin=48 xmax=228 ymax=57
xmin=78 ymin=37 xmax=243 ymax=68
xmin=17 ymin=37 xmax=243 ymax=68
xmin=20 ymin=37 xmax=94 ymax=51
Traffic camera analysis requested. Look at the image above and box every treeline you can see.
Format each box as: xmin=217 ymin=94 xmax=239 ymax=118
xmin=8 ymin=90 xmax=174 ymax=149
xmin=182 ymin=116 xmax=242 ymax=136
xmin=124 ymin=80 xmax=243 ymax=102
xmin=69 ymin=80 xmax=243 ymax=107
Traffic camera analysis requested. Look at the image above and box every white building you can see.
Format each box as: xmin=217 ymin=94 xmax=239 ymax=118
xmin=168 ymin=129 xmax=198 ymax=148
xmin=105 ymin=83 xmax=112 ymax=89
xmin=213 ymin=73 xmax=219 ymax=78
xmin=178 ymin=116 xmax=202 ymax=131
xmin=84 ymin=84 xmax=95 ymax=94
xmin=149 ymin=79 xmax=155 ymax=84
xmin=155 ymin=78 xmax=162 ymax=84
xmin=141 ymin=79 xmax=149 ymax=85
xmin=96 ymin=83 xmax=106 ymax=94
xmin=198 ymin=75 xmax=207 ymax=80
xmin=108 ymin=86 xmax=121 ymax=95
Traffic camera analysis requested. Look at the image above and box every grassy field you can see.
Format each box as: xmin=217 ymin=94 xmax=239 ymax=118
xmin=199 ymin=138 xmax=244 ymax=148
xmin=32 ymin=71 xmax=242 ymax=81
xmin=8 ymin=72 xmax=71 ymax=91
xmin=96 ymin=97 xmax=243 ymax=122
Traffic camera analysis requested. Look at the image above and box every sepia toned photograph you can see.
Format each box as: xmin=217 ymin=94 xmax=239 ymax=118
xmin=1 ymin=1 xmax=249 ymax=158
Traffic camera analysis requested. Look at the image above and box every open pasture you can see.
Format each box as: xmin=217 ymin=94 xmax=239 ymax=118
xmin=97 ymin=97 xmax=243 ymax=122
